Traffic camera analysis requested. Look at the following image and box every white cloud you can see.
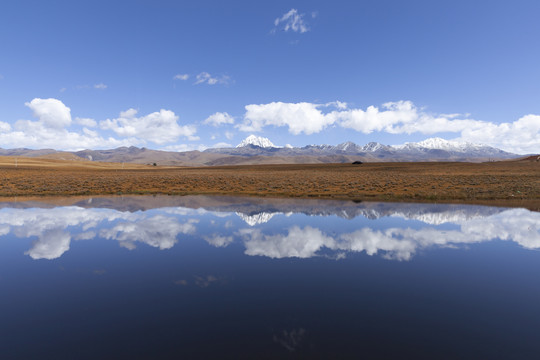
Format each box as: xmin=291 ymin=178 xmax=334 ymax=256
xmin=0 ymin=121 xmax=11 ymax=132
xmin=174 ymin=74 xmax=189 ymax=81
xmin=212 ymin=142 xmax=232 ymax=148
xmin=5 ymin=96 xmax=539 ymax=154
xmin=457 ymin=114 xmax=540 ymax=155
xmin=239 ymin=102 xmax=335 ymax=135
xmin=75 ymin=117 xmax=97 ymax=127
xmin=0 ymin=122 xmax=133 ymax=151
xmin=238 ymin=100 xmax=540 ymax=154
xmin=2 ymin=98 xmax=133 ymax=150
xmin=100 ymin=108 xmax=197 ymax=144
xmin=94 ymin=83 xmax=107 ymax=89
xmin=0 ymin=98 xmax=204 ymax=151
xmin=204 ymin=112 xmax=234 ymax=126
xmin=194 ymin=72 xmax=231 ymax=85
xmin=274 ymin=9 xmax=310 ymax=33
xmin=325 ymin=101 xmax=348 ymax=110
xmin=162 ymin=143 xmax=207 ymax=152
xmin=25 ymin=98 xmax=72 ymax=128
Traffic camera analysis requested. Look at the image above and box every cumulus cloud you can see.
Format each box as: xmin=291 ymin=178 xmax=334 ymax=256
xmin=100 ymin=108 xmax=198 ymax=144
xmin=94 ymin=83 xmax=107 ymax=89
xmin=273 ymin=9 xmax=310 ymax=33
xmin=162 ymin=143 xmax=207 ymax=152
xmin=173 ymin=74 xmax=189 ymax=81
xmin=0 ymin=122 xmax=132 ymax=151
xmin=211 ymin=142 xmax=233 ymax=148
xmin=204 ymin=112 xmax=234 ymax=126
xmin=0 ymin=98 xmax=134 ymax=150
xmin=0 ymin=97 xmax=205 ymax=151
xmin=194 ymin=72 xmax=231 ymax=85
xmin=0 ymin=121 xmax=11 ymax=132
xmin=239 ymin=102 xmax=336 ymax=135
xmin=457 ymin=114 xmax=540 ymax=155
xmin=238 ymin=100 xmax=540 ymax=154
xmin=25 ymin=98 xmax=72 ymax=128
xmin=75 ymin=117 xmax=97 ymax=127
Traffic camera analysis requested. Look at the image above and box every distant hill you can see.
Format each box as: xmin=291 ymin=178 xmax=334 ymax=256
xmin=0 ymin=136 xmax=522 ymax=166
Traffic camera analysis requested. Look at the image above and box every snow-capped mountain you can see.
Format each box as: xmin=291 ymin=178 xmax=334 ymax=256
xmin=392 ymin=137 xmax=512 ymax=158
xmin=203 ymin=136 xmax=520 ymax=162
xmin=361 ymin=142 xmax=391 ymax=152
xmin=395 ymin=137 xmax=487 ymax=152
xmin=236 ymin=135 xmax=277 ymax=148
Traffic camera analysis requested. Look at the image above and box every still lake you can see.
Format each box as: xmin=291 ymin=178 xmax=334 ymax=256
xmin=1 ymin=195 xmax=540 ymax=359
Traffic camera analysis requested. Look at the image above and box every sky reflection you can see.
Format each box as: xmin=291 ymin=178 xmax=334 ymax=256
xmin=0 ymin=196 xmax=538 ymax=261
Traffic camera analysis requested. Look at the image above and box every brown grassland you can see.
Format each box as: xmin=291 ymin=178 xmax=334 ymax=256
xmin=0 ymin=156 xmax=539 ymax=210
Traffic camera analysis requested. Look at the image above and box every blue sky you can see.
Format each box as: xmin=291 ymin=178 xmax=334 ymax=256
xmin=1 ymin=0 xmax=539 ymax=154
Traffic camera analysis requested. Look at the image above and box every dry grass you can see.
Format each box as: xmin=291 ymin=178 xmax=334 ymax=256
xmin=0 ymin=156 xmax=539 ymax=209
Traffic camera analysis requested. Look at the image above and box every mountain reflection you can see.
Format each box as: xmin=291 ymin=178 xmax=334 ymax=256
xmin=0 ymin=196 xmax=538 ymax=261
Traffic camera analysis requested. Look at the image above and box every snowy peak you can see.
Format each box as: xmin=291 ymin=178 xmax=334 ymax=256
xmin=236 ymin=135 xmax=276 ymax=148
xmin=361 ymin=142 xmax=388 ymax=152
xmin=394 ymin=137 xmax=487 ymax=152
xmin=415 ymin=137 xmax=469 ymax=150
xmin=336 ymin=141 xmax=358 ymax=151
xmin=204 ymin=136 xmax=517 ymax=161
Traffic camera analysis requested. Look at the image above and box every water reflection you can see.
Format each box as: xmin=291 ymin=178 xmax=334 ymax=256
xmin=0 ymin=196 xmax=538 ymax=261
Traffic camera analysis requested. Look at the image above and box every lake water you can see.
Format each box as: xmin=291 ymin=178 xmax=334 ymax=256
xmin=1 ymin=195 xmax=540 ymax=359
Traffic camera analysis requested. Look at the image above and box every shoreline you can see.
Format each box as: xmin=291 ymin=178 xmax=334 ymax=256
xmin=0 ymin=193 xmax=539 ymax=212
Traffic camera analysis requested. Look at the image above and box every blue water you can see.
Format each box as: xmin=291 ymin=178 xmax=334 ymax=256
xmin=0 ymin=196 xmax=539 ymax=359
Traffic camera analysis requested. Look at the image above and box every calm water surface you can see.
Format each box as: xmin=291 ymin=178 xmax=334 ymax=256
xmin=1 ymin=196 xmax=539 ymax=359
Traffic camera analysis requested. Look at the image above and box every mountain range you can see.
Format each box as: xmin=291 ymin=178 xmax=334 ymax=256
xmin=205 ymin=136 xmax=520 ymax=162
xmin=0 ymin=135 xmax=523 ymax=166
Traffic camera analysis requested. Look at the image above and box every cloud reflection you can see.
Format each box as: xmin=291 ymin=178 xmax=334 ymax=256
xmin=240 ymin=226 xmax=334 ymax=258
xmin=25 ymin=229 xmax=71 ymax=260
xmin=0 ymin=207 xmax=197 ymax=259
xmin=0 ymin=199 xmax=538 ymax=261
xmin=238 ymin=208 xmax=540 ymax=260
xmin=100 ymin=216 xmax=197 ymax=250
